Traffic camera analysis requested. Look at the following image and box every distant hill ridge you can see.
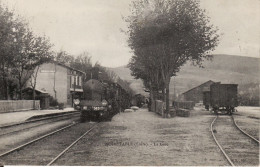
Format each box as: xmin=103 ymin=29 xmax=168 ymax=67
xmin=109 ymin=54 xmax=260 ymax=97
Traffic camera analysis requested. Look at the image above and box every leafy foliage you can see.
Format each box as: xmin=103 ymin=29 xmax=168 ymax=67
xmin=126 ymin=0 xmax=219 ymax=115
xmin=238 ymin=83 xmax=259 ymax=106
xmin=0 ymin=3 xmax=53 ymax=99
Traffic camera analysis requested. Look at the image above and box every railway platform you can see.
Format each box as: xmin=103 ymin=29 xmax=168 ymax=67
xmin=0 ymin=108 xmax=77 ymax=127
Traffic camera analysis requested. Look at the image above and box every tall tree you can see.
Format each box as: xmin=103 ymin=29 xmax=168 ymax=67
xmin=0 ymin=3 xmax=16 ymax=99
xmin=103 ymin=69 xmax=118 ymax=84
xmin=55 ymin=50 xmax=75 ymax=65
xmin=29 ymin=35 xmax=53 ymax=106
xmin=126 ymin=0 xmax=219 ymax=117
xmin=128 ymin=52 xmax=164 ymax=111
xmin=70 ymin=52 xmax=92 ymax=81
xmin=11 ymin=25 xmax=53 ymax=99
xmin=0 ymin=2 xmax=53 ymax=100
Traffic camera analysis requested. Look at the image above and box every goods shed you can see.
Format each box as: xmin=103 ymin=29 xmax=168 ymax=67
xmin=181 ymin=80 xmax=215 ymax=103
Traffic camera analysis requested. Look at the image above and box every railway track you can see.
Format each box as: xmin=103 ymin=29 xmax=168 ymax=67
xmin=232 ymin=116 xmax=260 ymax=144
xmin=211 ymin=115 xmax=259 ymax=166
xmin=0 ymin=112 xmax=80 ymax=137
xmin=47 ymin=123 xmax=98 ymax=166
xmin=0 ymin=121 xmax=99 ymax=165
xmin=0 ymin=122 xmax=78 ymax=158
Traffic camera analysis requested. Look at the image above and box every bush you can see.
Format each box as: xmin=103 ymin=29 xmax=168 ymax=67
xmin=169 ymin=108 xmax=176 ymax=117
xmin=176 ymin=109 xmax=190 ymax=117
xmin=58 ymin=103 xmax=64 ymax=110
xmin=49 ymin=96 xmax=58 ymax=106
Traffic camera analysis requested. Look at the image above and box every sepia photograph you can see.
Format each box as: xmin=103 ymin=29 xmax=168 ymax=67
xmin=0 ymin=0 xmax=259 ymax=166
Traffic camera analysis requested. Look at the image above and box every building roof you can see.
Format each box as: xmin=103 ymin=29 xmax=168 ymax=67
xmin=182 ymin=80 xmax=215 ymax=95
xmin=23 ymin=87 xmax=49 ymax=94
xmin=52 ymin=61 xmax=85 ymax=74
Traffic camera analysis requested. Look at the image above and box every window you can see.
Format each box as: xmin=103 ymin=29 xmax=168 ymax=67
xmin=79 ymin=76 xmax=82 ymax=86
xmin=70 ymin=76 xmax=72 ymax=87
xmin=71 ymin=76 xmax=74 ymax=88
xmin=75 ymin=76 xmax=78 ymax=85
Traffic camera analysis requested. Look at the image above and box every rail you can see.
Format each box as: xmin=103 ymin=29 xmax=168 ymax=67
xmin=0 ymin=123 xmax=77 ymax=158
xmin=231 ymin=115 xmax=260 ymax=144
xmin=47 ymin=122 xmax=99 ymax=166
xmin=210 ymin=116 xmax=235 ymax=166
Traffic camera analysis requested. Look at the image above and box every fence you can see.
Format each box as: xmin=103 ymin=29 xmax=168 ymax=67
xmin=172 ymin=101 xmax=195 ymax=110
xmin=0 ymin=100 xmax=40 ymax=113
xmin=153 ymin=100 xmax=192 ymax=117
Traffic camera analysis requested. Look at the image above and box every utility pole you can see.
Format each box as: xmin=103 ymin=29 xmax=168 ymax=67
xmin=173 ymin=76 xmax=176 ymax=100
xmin=73 ymin=74 xmax=76 ymax=107
xmin=91 ymin=70 xmax=93 ymax=100
xmin=119 ymin=86 xmax=121 ymax=113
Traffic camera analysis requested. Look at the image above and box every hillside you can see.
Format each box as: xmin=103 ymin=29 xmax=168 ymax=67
xmin=110 ymin=54 xmax=259 ymax=99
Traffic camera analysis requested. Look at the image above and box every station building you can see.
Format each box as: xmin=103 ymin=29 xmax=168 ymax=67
xmin=29 ymin=62 xmax=85 ymax=107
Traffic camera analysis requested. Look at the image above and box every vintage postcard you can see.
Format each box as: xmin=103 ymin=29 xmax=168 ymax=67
xmin=0 ymin=0 xmax=259 ymax=166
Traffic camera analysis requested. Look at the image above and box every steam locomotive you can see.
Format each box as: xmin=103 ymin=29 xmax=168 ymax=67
xmin=76 ymin=78 xmax=132 ymax=122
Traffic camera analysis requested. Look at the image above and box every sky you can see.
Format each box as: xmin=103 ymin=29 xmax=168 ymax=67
xmin=1 ymin=0 xmax=259 ymax=67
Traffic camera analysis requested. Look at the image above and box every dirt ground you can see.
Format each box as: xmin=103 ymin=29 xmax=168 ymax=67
xmin=0 ymin=122 xmax=94 ymax=165
xmin=0 ymin=118 xmax=78 ymax=155
xmin=233 ymin=114 xmax=259 ymax=141
xmin=236 ymin=106 xmax=260 ymax=119
xmin=214 ymin=116 xmax=259 ymax=166
xmin=55 ymin=107 xmax=229 ymax=166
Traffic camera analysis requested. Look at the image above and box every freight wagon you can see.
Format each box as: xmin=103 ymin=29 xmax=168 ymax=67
xmin=210 ymin=83 xmax=238 ymax=115
xmin=202 ymin=91 xmax=210 ymax=110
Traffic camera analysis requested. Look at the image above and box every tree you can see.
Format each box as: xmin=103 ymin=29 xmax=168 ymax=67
xmin=70 ymin=52 xmax=92 ymax=81
xmin=55 ymin=50 xmax=75 ymax=65
xmin=128 ymin=53 xmax=164 ymax=111
xmin=0 ymin=2 xmax=53 ymax=100
xmin=29 ymin=66 xmax=40 ymax=107
xmin=0 ymin=3 xmax=17 ymax=99
xmin=11 ymin=25 xmax=53 ymax=99
xmin=103 ymin=69 xmax=118 ymax=84
xmin=126 ymin=0 xmax=219 ymax=117
xmin=28 ymin=35 xmax=53 ymax=107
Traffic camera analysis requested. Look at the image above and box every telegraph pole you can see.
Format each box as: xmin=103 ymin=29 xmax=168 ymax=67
xmin=173 ymin=76 xmax=176 ymax=100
